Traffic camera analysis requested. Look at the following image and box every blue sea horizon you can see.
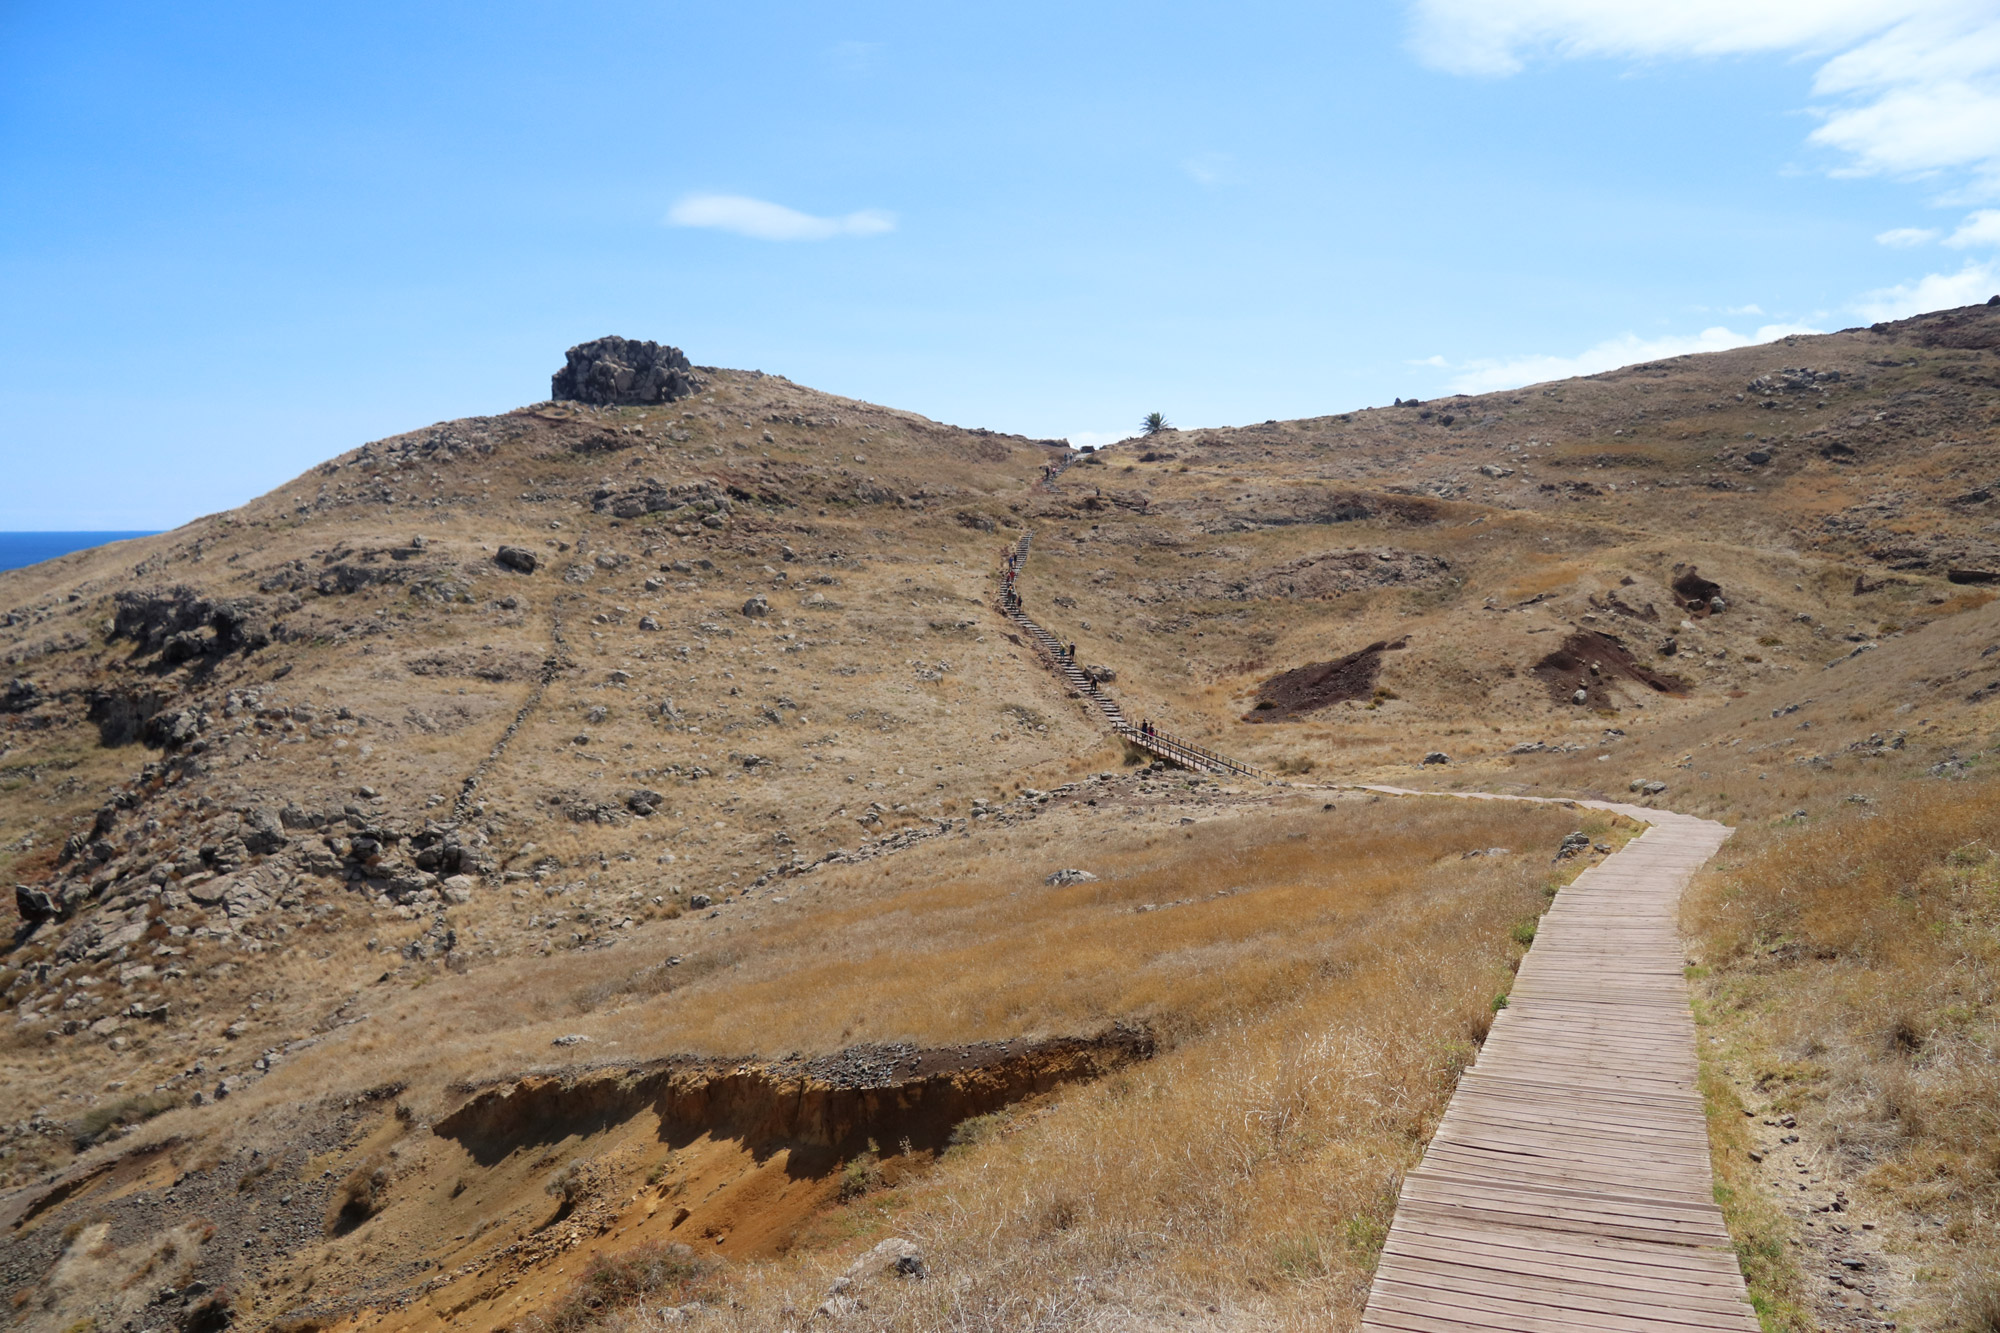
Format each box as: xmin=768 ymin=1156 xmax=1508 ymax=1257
xmin=0 ymin=531 xmax=162 ymax=573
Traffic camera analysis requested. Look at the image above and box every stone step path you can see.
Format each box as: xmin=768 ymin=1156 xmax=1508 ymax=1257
xmin=1354 ymin=787 xmax=1757 ymax=1333
xmin=996 ymin=532 xmax=1267 ymax=779
xmin=1039 ymin=447 xmax=1077 ymax=490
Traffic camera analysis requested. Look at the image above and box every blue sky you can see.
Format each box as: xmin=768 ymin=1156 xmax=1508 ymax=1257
xmin=3 ymin=0 xmax=1999 ymax=528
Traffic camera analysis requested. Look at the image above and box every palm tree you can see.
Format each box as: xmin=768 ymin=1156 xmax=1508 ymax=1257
xmin=1140 ymin=412 xmax=1169 ymax=436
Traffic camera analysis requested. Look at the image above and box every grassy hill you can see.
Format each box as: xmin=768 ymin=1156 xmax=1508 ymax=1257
xmin=4 ymin=306 xmax=1998 ymax=1331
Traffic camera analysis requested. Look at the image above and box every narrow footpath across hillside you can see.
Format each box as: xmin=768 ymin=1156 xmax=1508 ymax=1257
xmin=1355 ymin=789 xmax=1758 ymax=1333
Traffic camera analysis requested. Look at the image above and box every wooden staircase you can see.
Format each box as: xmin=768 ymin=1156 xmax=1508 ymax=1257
xmin=997 ymin=532 xmax=1268 ymax=780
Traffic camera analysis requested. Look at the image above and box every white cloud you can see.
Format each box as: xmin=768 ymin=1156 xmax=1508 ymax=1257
xmin=1407 ymin=1 xmax=2000 ymax=193
xmin=1877 ymin=226 xmax=1941 ymax=245
xmin=1409 ymin=354 xmax=1449 ymax=366
xmin=827 ymin=40 xmax=883 ymax=76
xmin=666 ymin=194 xmax=895 ymax=242
xmin=1442 ymin=321 xmax=1822 ymax=395
xmin=1181 ymin=152 xmax=1233 ymax=186
xmin=1945 ymin=208 xmax=2000 ymax=246
xmin=1725 ymin=302 xmax=1768 ymax=314
xmin=1853 ymin=259 xmax=2000 ymax=318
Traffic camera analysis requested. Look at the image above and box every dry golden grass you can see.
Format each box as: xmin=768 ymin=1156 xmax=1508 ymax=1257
xmin=201 ymin=794 xmax=1587 ymax=1133
xmin=410 ymin=797 xmax=1576 ymax=1333
xmin=1686 ymin=779 xmax=2000 ymax=1330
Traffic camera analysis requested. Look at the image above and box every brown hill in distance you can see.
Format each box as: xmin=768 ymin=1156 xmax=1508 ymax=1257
xmin=5 ymin=306 xmax=2000 ymax=1331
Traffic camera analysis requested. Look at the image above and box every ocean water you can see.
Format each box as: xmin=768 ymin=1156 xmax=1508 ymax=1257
xmin=0 ymin=532 xmax=161 ymax=573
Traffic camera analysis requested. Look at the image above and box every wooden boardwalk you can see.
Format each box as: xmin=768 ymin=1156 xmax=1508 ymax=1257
xmin=1357 ymin=790 xmax=1758 ymax=1333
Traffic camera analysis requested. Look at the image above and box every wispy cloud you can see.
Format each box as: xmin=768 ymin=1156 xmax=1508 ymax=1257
xmin=1439 ymin=321 xmax=1822 ymax=395
xmin=1408 ymin=354 xmax=1449 ymax=366
xmin=1945 ymin=208 xmax=2000 ymax=246
xmin=1181 ymin=152 xmax=1234 ymax=186
xmin=1853 ymin=258 xmax=1999 ymax=319
xmin=667 ymin=194 xmax=895 ymax=242
xmin=826 ymin=40 xmax=883 ymax=77
xmin=1406 ymin=1 xmax=2000 ymax=195
xmin=1724 ymin=302 xmax=1768 ymax=314
xmin=1877 ymin=225 xmax=1941 ymax=246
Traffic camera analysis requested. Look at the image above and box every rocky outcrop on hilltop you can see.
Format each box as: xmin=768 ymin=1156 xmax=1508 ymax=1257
xmin=551 ymin=336 xmax=704 ymax=406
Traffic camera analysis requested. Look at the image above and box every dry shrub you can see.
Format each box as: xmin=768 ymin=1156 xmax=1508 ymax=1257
xmin=326 ymin=1158 xmax=390 ymax=1235
xmin=520 ymin=1241 xmax=718 ymax=1333
xmin=1687 ymin=778 xmax=2000 ymax=1327
xmin=69 ymin=1090 xmax=181 ymax=1150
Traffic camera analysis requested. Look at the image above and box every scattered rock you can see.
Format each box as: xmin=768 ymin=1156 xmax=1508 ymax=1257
xmin=1554 ymin=831 xmax=1592 ymax=860
xmin=551 ymin=1034 xmax=591 ymax=1047
xmin=742 ymin=595 xmax=770 ymax=618
xmin=495 ymin=545 xmax=538 ymax=574
xmin=1421 ymin=751 xmax=1449 ymax=765
xmin=1044 ymin=868 xmax=1098 ymax=886
xmin=689 ymin=893 xmax=713 ymax=909
xmin=1627 ymin=779 xmax=1668 ymax=795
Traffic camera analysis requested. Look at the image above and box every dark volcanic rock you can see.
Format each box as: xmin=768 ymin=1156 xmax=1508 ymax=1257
xmin=1247 ymin=637 xmax=1408 ymax=722
xmin=15 ymin=884 xmax=56 ymax=924
xmin=552 ymin=336 xmax=703 ymax=406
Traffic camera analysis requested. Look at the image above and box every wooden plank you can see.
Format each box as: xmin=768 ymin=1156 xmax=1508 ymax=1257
xmin=1358 ymin=795 xmax=1755 ymax=1333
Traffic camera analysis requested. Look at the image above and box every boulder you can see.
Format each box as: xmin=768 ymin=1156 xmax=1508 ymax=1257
xmin=843 ymin=1236 xmax=926 ymax=1282
xmin=185 ymin=876 xmax=231 ymax=906
xmin=1421 ymin=751 xmax=1449 ymax=765
xmin=241 ymin=809 xmax=288 ymax=855
xmin=495 ymin=546 xmax=539 ymax=574
xmin=742 ymin=595 xmax=770 ymax=618
xmin=1044 ymin=868 xmax=1097 ymax=886
xmin=551 ymin=336 xmax=702 ymax=406
xmin=14 ymin=884 xmax=56 ymax=923
xmin=1 ymin=679 xmax=41 ymax=714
